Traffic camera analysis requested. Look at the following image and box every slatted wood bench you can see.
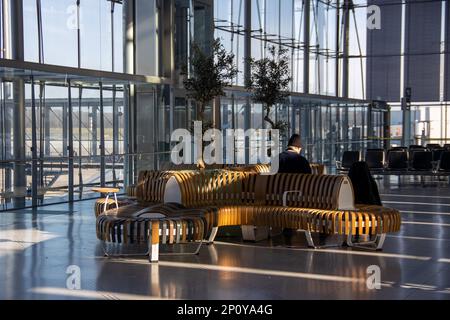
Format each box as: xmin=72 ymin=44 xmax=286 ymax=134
xmin=164 ymin=171 xmax=401 ymax=250
xmin=94 ymin=163 xmax=326 ymax=217
xmin=96 ymin=203 xmax=211 ymax=262
xmin=96 ymin=169 xmax=400 ymax=262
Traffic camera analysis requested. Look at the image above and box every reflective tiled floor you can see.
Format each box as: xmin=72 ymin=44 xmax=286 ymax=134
xmin=1 ymin=177 xmax=450 ymax=300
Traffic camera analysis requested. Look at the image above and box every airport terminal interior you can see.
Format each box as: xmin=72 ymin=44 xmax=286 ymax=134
xmin=1 ymin=0 xmax=450 ymax=300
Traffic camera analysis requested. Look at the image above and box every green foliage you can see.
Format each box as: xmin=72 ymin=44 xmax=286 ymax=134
xmin=183 ymin=39 xmax=238 ymax=122
xmin=246 ymin=46 xmax=292 ymax=132
xmin=273 ymin=120 xmax=289 ymax=136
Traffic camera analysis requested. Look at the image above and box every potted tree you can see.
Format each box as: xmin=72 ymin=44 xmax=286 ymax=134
xmin=182 ymin=39 xmax=238 ymax=167
xmin=183 ymin=39 xmax=238 ymax=132
xmin=245 ymin=45 xmax=292 ymax=135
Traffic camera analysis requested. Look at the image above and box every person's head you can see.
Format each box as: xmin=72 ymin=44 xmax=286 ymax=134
xmin=287 ymin=134 xmax=302 ymax=154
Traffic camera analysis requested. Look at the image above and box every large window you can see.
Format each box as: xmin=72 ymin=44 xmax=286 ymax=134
xmin=23 ymin=0 xmax=123 ymax=71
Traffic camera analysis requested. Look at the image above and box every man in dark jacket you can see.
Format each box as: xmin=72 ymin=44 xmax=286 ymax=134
xmin=278 ymin=134 xmax=312 ymax=244
xmin=278 ymin=134 xmax=312 ymax=174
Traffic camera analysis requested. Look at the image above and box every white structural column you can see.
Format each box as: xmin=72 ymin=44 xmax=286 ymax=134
xmin=123 ymin=0 xmax=136 ymax=187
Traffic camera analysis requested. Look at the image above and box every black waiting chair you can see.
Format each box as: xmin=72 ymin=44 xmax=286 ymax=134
xmin=432 ymin=148 xmax=445 ymax=162
xmin=336 ymin=151 xmax=360 ymax=171
xmin=365 ymin=149 xmax=385 ymax=170
xmin=391 ymin=146 xmax=408 ymax=151
xmin=439 ymin=151 xmax=450 ymax=172
xmin=411 ymin=151 xmax=433 ymax=171
xmin=409 ymin=145 xmax=426 ymax=150
xmin=386 ymin=150 xmax=408 ymax=170
xmin=427 ymin=144 xmax=441 ymax=150
xmin=444 ymin=144 xmax=450 ymax=151
xmin=409 ymin=146 xmax=427 ymax=164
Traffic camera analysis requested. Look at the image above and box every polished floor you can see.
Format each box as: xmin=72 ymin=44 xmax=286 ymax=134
xmin=1 ymin=177 xmax=450 ymax=300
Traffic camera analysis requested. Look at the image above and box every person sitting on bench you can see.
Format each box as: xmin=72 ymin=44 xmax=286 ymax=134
xmin=278 ymin=134 xmax=312 ymax=174
xmin=279 ymin=134 xmax=312 ymax=244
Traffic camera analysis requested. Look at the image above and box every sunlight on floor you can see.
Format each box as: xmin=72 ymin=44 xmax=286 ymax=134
xmin=0 ymin=229 xmax=59 ymax=257
xmin=28 ymin=287 xmax=171 ymax=300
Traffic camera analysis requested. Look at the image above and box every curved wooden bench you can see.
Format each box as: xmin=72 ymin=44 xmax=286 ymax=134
xmin=96 ymin=169 xmax=400 ymax=260
xmin=164 ymin=171 xmax=401 ymax=249
xmin=96 ymin=203 xmax=209 ymax=262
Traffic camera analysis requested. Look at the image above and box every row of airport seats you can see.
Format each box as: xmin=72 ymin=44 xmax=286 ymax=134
xmin=337 ymin=144 xmax=450 ymax=173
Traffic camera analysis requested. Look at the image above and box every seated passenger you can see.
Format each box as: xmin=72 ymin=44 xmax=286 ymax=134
xmin=348 ymin=161 xmax=382 ymax=206
xmin=278 ymin=134 xmax=312 ymax=174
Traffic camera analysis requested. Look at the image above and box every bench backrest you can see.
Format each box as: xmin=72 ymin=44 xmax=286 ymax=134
xmin=165 ymin=171 xmax=355 ymax=210
xmin=165 ymin=170 xmax=252 ymax=207
xmin=255 ymin=173 xmax=354 ymax=210
xmin=135 ymin=171 xmax=176 ymax=203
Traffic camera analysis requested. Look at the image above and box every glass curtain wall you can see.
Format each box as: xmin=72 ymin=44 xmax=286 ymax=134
xmin=220 ymin=89 xmax=382 ymax=169
xmin=0 ymin=80 xmax=125 ymax=211
xmin=1 ymin=0 xmax=127 ymax=211
xmin=23 ymin=0 xmax=123 ymax=71
xmin=214 ymin=0 xmax=350 ymax=97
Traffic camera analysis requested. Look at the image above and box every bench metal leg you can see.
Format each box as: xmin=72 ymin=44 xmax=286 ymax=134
xmin=156 ymin=241 xmax=204 ymax=259
xmin=304 ymin=231 xmax=344 ymax=249
xmin=101 ymin=240 xmax=160 ymax=263
xmin=346 ymin=233 xmax=386 ymax=251
xmin=241 ymin=225 xmax=270 ymax=242
xmin=102 ymin=240 xmax=203 ymax=263
xmin=113 ymin=192 xmax=119 ymax=209
xmin=102 ymin=241 xmax=150 ymax=258
xmin=103 ymin=194 xmax=110 ymax=213
xmin=207 ymin=227 xmax=219 ymax=244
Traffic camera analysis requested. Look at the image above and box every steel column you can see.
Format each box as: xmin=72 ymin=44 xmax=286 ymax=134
xmin=67 ymin=81 xmax=74 ymax=202
xmin=124 ymin=0 xmax=136 ymax=186
xmin=335 ymin=0 xmax=340 ymax=97
xmin=303 ymin=0 xmax=310 ymax=94
xmin=99 ymin=82 xmax=106 ymax=186
xmin=62 ymin=102 xmax=68 ymax=156
xmin=10 ymin=0 xmax=26 ymax=208
xmin=31 ymin=77 xmax=38 ymax=206
xmin=342 ymin=0 xmax=350 ymax=98
xmin=244 ymin=0 xmax=251 ymax=163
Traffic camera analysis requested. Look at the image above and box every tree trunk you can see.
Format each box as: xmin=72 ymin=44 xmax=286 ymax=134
xmin=197 ymin=102 xmax=206 ymax=169
xmin=198 ymin=102 xmax=206 ymax=122
xmin=264 ymin=105 xmax=275 ymax=128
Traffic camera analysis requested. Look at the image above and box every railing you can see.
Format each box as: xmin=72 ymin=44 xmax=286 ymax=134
xmin=0 ymin=152 xmax=169 ymax=211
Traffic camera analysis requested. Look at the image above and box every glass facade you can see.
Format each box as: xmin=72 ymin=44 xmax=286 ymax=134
xmin=4 ymin=0 xmax=449 ymax=211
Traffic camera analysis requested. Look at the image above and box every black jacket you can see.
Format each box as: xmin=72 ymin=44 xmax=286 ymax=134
xmin=348 ymin=162 xmax=382 ymax=206
xmin=278 ymin=150 xmax=312 ymax=174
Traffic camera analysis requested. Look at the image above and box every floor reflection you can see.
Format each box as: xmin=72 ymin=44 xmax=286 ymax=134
xmin=1 ymin=190 xmax=450 ymax=300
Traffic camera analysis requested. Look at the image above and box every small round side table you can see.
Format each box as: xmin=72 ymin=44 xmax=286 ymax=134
xmin=92 ymin=187 xmax=120 ymax=213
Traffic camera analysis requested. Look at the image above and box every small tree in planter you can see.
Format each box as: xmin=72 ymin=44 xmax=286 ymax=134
xmin=246 ymin=45 xmax=292 ymax=135
xmin=182 ymin=39 xmax=238 ymax=167
xmin=183 ymin=39 xmax=238 ymax=132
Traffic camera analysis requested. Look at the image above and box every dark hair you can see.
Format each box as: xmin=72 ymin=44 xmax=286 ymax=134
xmin=288 ymin=134 xmax=301 ymax=148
